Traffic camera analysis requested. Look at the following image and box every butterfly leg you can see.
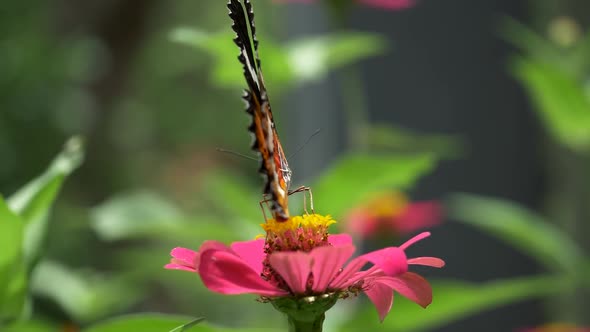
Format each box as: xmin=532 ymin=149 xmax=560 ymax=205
xmin=259 ymin=193 xmax=271 ymax=221
xmin=288 ymin=186 xmax=315 ymax=215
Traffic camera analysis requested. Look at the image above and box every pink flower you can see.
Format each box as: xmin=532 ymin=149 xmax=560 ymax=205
xmin=346 ymin=192 xmax=442 ymax=239
xmin=358 ymin=0 xmax=414 ymax=10
xmin=273 ymin=0 xmax=414 ymax=11
xmin=166 ymin=214 xmax=444 ymax=322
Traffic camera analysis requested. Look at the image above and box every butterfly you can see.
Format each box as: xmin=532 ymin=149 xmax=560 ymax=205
xmin=227 ymin=0 xmax=312 ymax=222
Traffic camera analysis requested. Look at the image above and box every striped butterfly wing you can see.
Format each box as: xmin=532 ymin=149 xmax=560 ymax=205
xmin=228 ymin=0 xmax=292 ymax=221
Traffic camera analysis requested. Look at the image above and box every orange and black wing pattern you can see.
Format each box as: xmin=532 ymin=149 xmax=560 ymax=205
xmin=228 ymin=0 xmax=292 ymax=221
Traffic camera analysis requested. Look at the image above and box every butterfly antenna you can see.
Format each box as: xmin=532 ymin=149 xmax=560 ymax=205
xmin=216 ymin=148 xmax=258 ymax=161
xmin=288 ymin=128 xmax=321 ymax=160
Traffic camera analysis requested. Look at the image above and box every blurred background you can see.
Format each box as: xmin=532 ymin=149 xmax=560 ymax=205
xmin=1 ymin=0 xmax=590 ymax=331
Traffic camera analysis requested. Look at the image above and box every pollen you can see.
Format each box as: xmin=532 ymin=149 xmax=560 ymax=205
xmin=261 ymin=214 xmax=336 ymax=234
xmin=261 ymin=214 xmax=336 ymax=253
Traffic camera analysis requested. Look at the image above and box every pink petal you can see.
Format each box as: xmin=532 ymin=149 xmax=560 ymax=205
xmin=269 ymin=251 xmax=313 ymax=294
xmin=195 ymin=241 xmax=232 ymax=270
xmin=408 ymin=257 xmax=445 ymax=268
xmin=329 ymin=256 xmax=368 ymax=289
xmin=358 ymin=0 xmax=415 ymax=10
xmin=399 ymin=232 xmax=430 ymax=251
xmin=360 ymin=247 xmax=408 ymax=276
xmin=328 ymin=233 xmax=354 ymax=246
xmin=310 ymin=245 xmax=355 ymax=292
xmin=393 ymin=201 xmax=442 ymax=234
xmin=345 ymin=210 xmax=379 ymax=237
xmin=164 ymin=263 xmax=196 ymax=272
xmin=231 ymin=239 xmax=266 ymax=275
xmin=364 ymin=280 xmax=394 ymax=322
xmin=199 ymin=249 xmax=286 ymax=297
xmin=374 ymin=272 xmax=432 ymax=308
xmin=168 ymin=247 xmax=198 ymax=269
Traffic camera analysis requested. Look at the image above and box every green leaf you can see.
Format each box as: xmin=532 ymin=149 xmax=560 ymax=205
xmin=31 ymin=261 xmax=142 ymax=322
xmin=0 ymin=197 xmax=27 ymax=322
xmin=286 ymin=32 xmax=388 ymax=82
xmin=499 ymin=17 xmax=561 ymax=62
xmin=500 ymin=17 xmax=590 ymax=79
xmin=3 ymin=320 xmax=59 ymax=332
xmin=343 ymin=275 xmax=573 ymax=332
xmin=90 ymin=190 xmax=237 ymax=243
xmin=511 ymin=58 xmax=590 ymax=151
xmin=170 ymin=28 xmax=387 ymax=89
xmin=311 ymin=153 xmax=436 ymax=219
xmin=84 ymin=314 xmax=197 ymax=332
xmin=169 ymin=317 xmax=205 ymax=332
xmin=90 ymin=190 xmax=184 ymax=241
xmin=84 ymin=314 xmax=275 ymax=332
xmin=7 ymin=136 xmax=85 ymax=267
xmin=170 ymin=28 xmax=291 ymax=88
xmin=367 ymin=124 xmax=463 ymax=159
xmin=449 ymin=193 xmax=583 ymax=272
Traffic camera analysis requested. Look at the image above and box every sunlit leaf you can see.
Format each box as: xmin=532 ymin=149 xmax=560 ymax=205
xmin=169 ymin=317 xmax=205 ymax=332
xmin=170 ymin=28 xmax=387 ymax=89
xmin=511 ymin=58 xmax=590 ymax=151
xmin=286 ymin=32 xmax=387 ymax=81
xmin=7 ymin=136 xmax=84 ymax=266
xmin=343 ymin=275 xmax=573 ymax=332
xmin=0 ymin=197 xmax=26 ymax=322
xmin=90 ymin=190 xmax=237 ymax=243
xmin=170 ymin=28 xmax=290 ymax=88
xmin=312 ymin=153 xmax=436 ymax=219
xmin=91 ymin=190 xmax=183 ymax=240
xmin=31 ymin=261 xmax=142 ymax=322
xmin=449 ymin=193 xmax=583 ymax=272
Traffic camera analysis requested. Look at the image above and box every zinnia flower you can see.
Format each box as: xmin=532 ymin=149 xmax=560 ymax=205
xmin=273 ymin=0 xmax=414 ymax=11
xmin=166 ymin=214 xmax=444 ymax=325
xmin=346 ymin=191 xmax=442 ymax=239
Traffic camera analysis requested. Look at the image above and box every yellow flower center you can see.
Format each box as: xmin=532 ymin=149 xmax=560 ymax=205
xmin=364 ymin=191 xmax=408 ymax=218
xmin=260 ymin=214 xmax=336 ymax=253
xmin=261 ymin=214 xmax=336 ymax=234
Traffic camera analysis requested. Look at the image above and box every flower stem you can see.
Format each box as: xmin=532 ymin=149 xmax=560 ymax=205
xmin=340 ymin=66 xmax=370 ymax=151
xmin=324 ymin=1 xmax=371 ymax=152
xmin=287 ymin=313 xmax=325 ymax=332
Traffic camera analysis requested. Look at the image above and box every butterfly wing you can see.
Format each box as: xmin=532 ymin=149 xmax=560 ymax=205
xmin=228 ymin=0 xmax=291 ymax=221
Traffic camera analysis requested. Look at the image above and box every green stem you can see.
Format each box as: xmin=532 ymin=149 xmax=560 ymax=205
xmin=340 ymin=66 xmax=370 ymax=151
xmin=324 ymin=1 xmax=371 ymax=152
xmin=287 ymin=313 xmax=326 ymax=332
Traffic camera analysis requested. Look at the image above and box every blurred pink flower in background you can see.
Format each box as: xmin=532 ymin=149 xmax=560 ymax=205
xmin=166 ymin=215 xmax=444 ymax=322
xmin=273 ymin=0 xmax=414 ymax=11
xmin=519 ymin=324 xmax=590 ymax=332
xmin=346 ymin=191 xmax=442 ymax=239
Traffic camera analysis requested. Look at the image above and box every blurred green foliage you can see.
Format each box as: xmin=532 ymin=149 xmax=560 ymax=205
xmin=450 ymin=193 xmax=584 ymax=273
xmin=2 ymin=1 xmax=590 ymax=332
xmin=504 ymin=17 xmax=590 ymax=151
xmin=1 ymin=138 xmax=83 ymax=326
xmin=171 ymin=28 xmax=388 ymax=90
xmin=344 ymin=275 xmax=576 ymax=332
